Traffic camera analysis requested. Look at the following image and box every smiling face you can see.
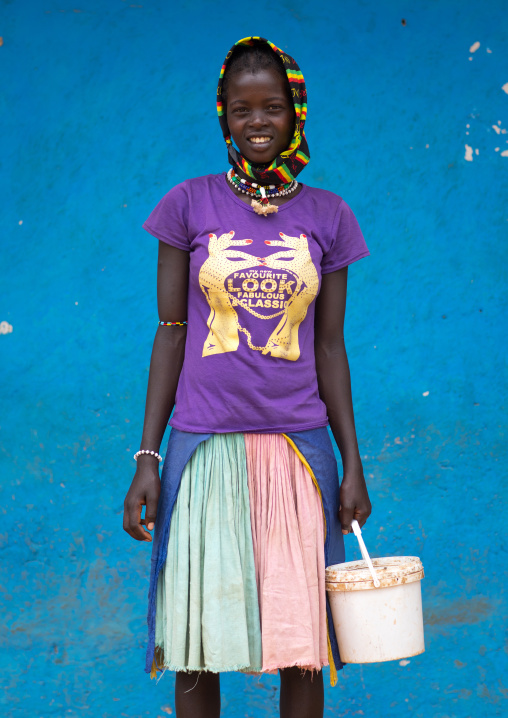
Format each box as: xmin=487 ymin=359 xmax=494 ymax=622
xmin=226 ymin=67 xmax=295 ymax=167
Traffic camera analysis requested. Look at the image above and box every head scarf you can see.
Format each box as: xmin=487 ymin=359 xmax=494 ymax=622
xmin=217 ymin=37 xmax=310 ymax=185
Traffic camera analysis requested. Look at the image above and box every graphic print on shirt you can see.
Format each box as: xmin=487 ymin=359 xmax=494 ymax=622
xmin=199 ymin=231 xmax=319 ymax=361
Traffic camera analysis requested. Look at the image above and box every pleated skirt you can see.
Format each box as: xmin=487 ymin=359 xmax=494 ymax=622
xmin=154 ymin=432 xmax=328 ymax=674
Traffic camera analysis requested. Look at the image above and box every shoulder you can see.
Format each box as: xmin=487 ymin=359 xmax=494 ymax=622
xmin=168 ymin=173 xmax=224 ymax=196
xmin=305 ymin=185 xmax=344 ymax=207
xmin=156 ymin=173 xmax=222 ymax=201
xmin=299 ymin=184 xmax=347 ymax=217
xmin=303 ymin=184 xmax=344 ymax=204
xmin=184 ymin=173 xmax=224 ymax=188
xmin=144 ymin=174 xmax=224 ymax=222
xmin=142 ymin=174 xmax=226 ymax=248
xmin=298 ymin=185 xmax=363 ymax=235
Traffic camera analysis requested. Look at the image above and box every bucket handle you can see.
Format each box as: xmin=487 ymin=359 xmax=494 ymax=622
xmin=351 ymin=520 xmax=381 ymax=587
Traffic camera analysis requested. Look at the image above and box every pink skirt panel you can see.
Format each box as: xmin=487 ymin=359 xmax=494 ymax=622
xmin=244 ymin=433 xmax=328 ymax=672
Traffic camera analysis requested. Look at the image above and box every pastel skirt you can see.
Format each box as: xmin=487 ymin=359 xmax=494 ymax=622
xmin=154 ymin=432 xmax=328 ymax=674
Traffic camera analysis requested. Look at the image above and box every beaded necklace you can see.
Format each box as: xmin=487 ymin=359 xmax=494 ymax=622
xmin=227 ymin=169 xmax=298 ymax=216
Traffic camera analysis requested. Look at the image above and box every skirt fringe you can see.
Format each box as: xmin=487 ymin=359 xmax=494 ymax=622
xmin=153 ymin=432 xmax=328 ymax=675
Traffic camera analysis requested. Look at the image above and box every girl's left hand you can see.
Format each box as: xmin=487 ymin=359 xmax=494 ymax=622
xmin=339 ymin=469 xmax=372 ymax=534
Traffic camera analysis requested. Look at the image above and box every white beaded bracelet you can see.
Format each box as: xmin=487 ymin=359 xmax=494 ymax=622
xmin=134 ymin=449 xmax=163 ymax=462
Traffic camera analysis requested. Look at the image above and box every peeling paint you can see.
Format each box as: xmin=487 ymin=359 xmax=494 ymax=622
xmin=465 ymin=144 xmax=473 ymax=161
xmin=0 ymin=321 xmax=13 ymax=335
xmin=469 ymin=41 xmax=480 ymax=53
xmin=502 ymin=82 xmax=508 ymax=94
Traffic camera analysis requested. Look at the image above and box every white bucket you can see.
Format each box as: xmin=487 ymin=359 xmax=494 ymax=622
xmin=326 ymin=522 xmax=425 ymax=664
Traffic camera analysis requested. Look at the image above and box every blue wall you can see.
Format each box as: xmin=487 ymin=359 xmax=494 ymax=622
xmin=1 ymin=1 xmax=507 ymax=716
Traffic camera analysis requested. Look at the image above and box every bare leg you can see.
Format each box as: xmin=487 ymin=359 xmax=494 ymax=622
xmin=175 ymin=671 xmax=220 ymax=718
xmin=279 ymin=667 xmax=324 ymax=718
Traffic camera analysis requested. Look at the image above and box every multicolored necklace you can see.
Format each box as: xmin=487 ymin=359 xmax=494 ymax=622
xmin=227 ymin=169 xmax=298 ymax=216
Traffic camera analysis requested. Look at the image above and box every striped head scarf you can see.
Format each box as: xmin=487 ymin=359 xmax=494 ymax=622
xmin=217 ymin=37 xmax=310 ymax=185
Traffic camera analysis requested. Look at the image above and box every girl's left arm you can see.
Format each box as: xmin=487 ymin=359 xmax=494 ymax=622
xmin=314 ymin=266 xmax=372 ymax=534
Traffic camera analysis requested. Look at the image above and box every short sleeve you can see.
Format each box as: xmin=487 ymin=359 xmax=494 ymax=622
xmin=321 ymin=200 xmax=369 ymax=274
xmin=142 ymin=182 xmax=190 ymax=251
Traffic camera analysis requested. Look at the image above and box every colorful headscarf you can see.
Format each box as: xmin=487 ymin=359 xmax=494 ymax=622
xmin=217 ymin=37 xmax=310 ymax=185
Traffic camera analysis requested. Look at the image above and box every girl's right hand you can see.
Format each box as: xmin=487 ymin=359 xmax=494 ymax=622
xmin=123 ymin=456 xmax=161 ymax=542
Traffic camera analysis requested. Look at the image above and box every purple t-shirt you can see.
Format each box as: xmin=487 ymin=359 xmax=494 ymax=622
xmin=143 ymin=173 xmax=369 ymax=433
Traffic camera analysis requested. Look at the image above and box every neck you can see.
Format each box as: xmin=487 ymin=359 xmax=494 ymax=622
xmin=230 ymin=167 xmax=289 ymax=189
xmin=233 ymin=166 xmax=256 ymax=183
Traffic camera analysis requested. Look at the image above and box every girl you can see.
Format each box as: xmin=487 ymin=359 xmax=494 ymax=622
xmin=123 ymin=37 xmax=372 ymax=718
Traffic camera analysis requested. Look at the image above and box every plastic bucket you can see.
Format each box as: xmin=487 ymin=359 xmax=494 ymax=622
xmin=326 ymin=524 xmax=425 ymax=663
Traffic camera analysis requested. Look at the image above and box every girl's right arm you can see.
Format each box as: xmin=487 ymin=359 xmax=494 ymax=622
xmin=123 ymin=241 xmax=189 ymax=542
